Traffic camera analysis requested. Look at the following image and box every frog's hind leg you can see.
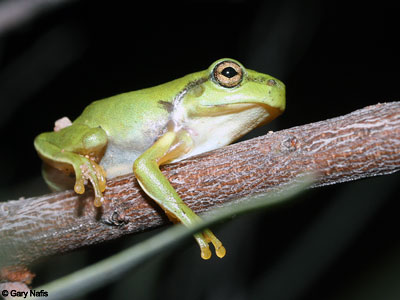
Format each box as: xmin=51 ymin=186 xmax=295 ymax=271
xmin=34 ymin=124 xmax=108 ymax=207
xmin=133 ymin=129 xmax=226 ymax=259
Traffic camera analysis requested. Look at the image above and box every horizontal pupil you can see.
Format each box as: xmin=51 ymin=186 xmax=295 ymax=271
xmin=221 ymin=66 xmax=238 ymax=78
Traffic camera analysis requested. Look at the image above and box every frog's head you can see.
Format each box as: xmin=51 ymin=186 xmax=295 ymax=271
xmin=180 ymin=58 xmax=285 ymax=126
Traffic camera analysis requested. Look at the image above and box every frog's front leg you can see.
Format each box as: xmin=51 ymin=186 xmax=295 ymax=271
xmin=34 ymin=125 xmax=108 ymax=207
xmin=133 ymin=129 xmax=226 ymax=259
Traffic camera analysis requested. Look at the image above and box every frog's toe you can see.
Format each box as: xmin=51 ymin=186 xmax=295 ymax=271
xmin=92 ymin=162 xmax=107 ymax=193
xmin=194 ymin=233 xmax=212 ymax=260
xmin=84 ymin=164 xmax=105 ymax=207
xmin=73 ymin=166 xmax=86 ymax=194
xmin=74 ymin=178 xmax=86 ymax=194
xmin=203 ymin=229 xmax=226 ymax=258
xmin=87 ymin=169 xmax=105 ymax=207
xmin=93 ymin=194 xmax=104 ymax=208
xmin=194 ymin=229 xmax=226 ymax=259
xmin=73 ymin=157 xmax=105 ymax=207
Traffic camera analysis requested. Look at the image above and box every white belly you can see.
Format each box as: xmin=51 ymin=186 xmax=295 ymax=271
xmin=100 ymin=143 xmax=143 ymax=178
xmin=100 ymin=119 xmax=167 ymax=178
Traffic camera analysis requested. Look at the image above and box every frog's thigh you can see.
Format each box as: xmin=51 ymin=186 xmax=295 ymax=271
xmin=35 ymin=125 xmax=108 ymax=206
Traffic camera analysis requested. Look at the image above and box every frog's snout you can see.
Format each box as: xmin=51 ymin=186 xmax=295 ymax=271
xmin=265 ymin=77 xmax=285 ymax=112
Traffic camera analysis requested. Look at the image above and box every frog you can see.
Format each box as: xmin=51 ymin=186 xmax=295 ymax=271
xmin=34 ymin=58 xmax=286 ymax=260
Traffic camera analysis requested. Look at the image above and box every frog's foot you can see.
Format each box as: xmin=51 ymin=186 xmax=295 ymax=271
xmin=72 ymin=155 xmax=107 ymax=207
xmin=164 ymin=211 xmax=226 ymax=259
xmin=194 ymin=229 xmax=226 ymax=260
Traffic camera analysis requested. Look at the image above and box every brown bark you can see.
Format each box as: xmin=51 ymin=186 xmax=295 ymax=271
xmin=1 ymin=102 xmax=399 ymax=280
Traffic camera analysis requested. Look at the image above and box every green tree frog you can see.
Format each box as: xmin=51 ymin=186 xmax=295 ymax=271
xmin=34 ymin=58 xmax=286 ymax=259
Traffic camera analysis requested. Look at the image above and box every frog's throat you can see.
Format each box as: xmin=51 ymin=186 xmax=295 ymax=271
xmin=191 ymin=102 xmax=283 ymax=123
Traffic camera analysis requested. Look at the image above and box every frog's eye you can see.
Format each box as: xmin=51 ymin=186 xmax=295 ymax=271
xmin=213 ymin=60 xmax=243 ymax=88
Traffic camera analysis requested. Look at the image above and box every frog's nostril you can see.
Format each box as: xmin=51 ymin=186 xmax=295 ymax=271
xmin=267 ymin=79 xmax=277 ymax=86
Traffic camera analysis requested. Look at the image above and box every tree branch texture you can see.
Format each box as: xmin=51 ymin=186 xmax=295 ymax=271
xmin=1 ymin=102 xmax=399 ymax=282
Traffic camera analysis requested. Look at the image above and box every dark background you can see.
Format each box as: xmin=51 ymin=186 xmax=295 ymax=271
xmin=0 ymin=0 xmax=399 ymax=299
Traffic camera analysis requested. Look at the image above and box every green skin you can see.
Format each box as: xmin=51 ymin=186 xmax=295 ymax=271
xmin=34 ymin=58 xmax=286 ymax=259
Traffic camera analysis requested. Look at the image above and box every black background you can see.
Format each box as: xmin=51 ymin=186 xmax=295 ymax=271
xmin=0 ymin=0 xmax=399 ymax=299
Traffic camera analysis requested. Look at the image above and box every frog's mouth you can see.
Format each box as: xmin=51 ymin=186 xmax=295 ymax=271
xmin=194 ymin=102 xmax=284 ymax=126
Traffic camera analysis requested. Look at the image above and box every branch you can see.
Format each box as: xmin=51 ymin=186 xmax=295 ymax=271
xmin=1 ymin=102 xmax=399 ymax=281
